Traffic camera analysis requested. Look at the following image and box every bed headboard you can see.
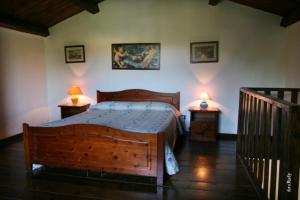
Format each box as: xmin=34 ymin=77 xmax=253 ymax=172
xmin=97 ymin=89 xmax=180 ymax=110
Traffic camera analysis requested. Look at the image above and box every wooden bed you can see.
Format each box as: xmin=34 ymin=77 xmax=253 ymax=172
xmin=23 ymin=89 xmax=180 ymax=186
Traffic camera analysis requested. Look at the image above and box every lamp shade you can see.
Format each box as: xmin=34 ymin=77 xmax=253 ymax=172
xmin=200 ymin=92 xmax=209 ymax=100
xmin=68 ymin=86 xmax=83 ymax=95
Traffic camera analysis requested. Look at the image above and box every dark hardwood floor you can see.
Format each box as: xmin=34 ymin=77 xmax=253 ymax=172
xmin=0 ymin=135 xmax=258 ymax=200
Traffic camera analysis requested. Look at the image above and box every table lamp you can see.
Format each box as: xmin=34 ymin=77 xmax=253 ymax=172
xmin=68 ymin=86 xmax=83 ymax=105
xmin=200 ymin=92 xmax=209 ymax=109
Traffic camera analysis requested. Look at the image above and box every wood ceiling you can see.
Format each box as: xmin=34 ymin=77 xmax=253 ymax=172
xmin=0 ymin=0 xmax=299 ymax=37
xmin=0 ymin=0 xmax=104 ymax=36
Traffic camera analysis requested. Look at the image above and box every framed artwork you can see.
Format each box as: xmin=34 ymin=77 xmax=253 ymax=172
xmin=112 ymin=43 xmax=160 ymax=70
xmin=65 ymin=45 xmax=85 ymax=63
xmin=190 ymin=41 xmax=218 ymax=63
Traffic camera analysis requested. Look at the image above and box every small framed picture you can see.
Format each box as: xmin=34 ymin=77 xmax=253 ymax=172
xmin=190 ymin=41 xmax=218 ymax=63
xmin=64 ymin=45 xmax=85 ymax=63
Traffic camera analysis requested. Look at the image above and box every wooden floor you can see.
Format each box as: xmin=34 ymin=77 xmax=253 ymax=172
xmin=0 ymin=135 xmax=258 ymax=200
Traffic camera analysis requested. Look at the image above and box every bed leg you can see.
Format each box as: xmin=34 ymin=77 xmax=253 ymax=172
xmin=156 ymin=185 xmax=163 ymax=200
xmin=157 ymin=132 xmax=164 ymax=187
xmin=23 ymin=123 xmax=32 ymax=172
xmin=157 ymin=175 xmax=164 ymax=187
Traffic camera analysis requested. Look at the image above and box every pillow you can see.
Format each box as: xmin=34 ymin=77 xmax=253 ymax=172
xmin=90 ymin=101 xmax=178 ymax=113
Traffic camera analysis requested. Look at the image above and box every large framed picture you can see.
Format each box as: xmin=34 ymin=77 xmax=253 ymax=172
xmin=190 ymin=41 xmax=218 ymax=63
xmin=112 ymin=43 xmax=160 ymax=70
xmin=65 ymin=45 xmax=85 ymax=63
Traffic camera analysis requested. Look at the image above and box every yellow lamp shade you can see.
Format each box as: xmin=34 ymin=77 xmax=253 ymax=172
xmin=68 ymin=86 xmax=83 ymax=105
xmin=68 ymin=86 xmax=83 ymax=95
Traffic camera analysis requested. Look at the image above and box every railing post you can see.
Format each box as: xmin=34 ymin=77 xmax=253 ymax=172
xmin=253 ymin=98 xmax=261 ymax=179
xmin=243 ymin=93 xmax=250 ymax=158
xmin=285 ymin=108 xmax=300 ymax=200
xmin=245 ymin=95 xmax=252 ymax=165
xmin=237 ymin=90 xmax=244 ymax=155
xmin=278 ymin=110 xmax=289 ymax=199
xmin=270 ymin=106 xmax=280 ymax=200
xmin=257 ymin=100 xmax=266 ymax=189
xmin=249 ymin=95 xmax=256 ymax=172
xmin=291 ymin=91 xmax=298 ymax=104
xmin=263 ymin=103 xmax=272 ymax=198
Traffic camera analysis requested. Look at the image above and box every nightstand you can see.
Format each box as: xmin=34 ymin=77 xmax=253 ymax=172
xmin=58 ymin=103 xmax=90 ymax=119
xmin=189 ymin=107 xmax=220 ymax=142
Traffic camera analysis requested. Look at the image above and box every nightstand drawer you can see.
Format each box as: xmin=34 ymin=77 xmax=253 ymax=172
xmin=191 ymin=112 xmax=217 ymax=121
xmin=61 ymin=108 xmax=83 ymax=118
xmin=191 ymin=122 xmax=217 ymax=141
xmin=191 ymin=121 xmax=216 ymax=133
xmin=192 ymin=132 xmax=216 ymax=141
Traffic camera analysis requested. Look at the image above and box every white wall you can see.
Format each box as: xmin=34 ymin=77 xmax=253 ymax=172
xmin=0 ymin=27 xmax=49 ymax=140
xmin=286 ymin=21 xmax=300 ymax=87
xmin=45 ymin=0 xmax=288 ymax=134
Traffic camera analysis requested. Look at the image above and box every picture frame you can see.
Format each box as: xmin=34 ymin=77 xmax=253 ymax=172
xmin=112 ymin=43 xmax=160 ymax=70
xmin=64 ymin=45 xmax=85 ymax=63
xmin=190 ymin=41 xmax=219 ymax=63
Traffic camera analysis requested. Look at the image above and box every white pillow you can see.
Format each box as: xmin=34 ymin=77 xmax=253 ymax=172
xmin=90 ymin=101 xmax=177 ymax=112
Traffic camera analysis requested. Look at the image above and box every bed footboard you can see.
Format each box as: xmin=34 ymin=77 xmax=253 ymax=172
xmin=23 ymin=123 xmax=164 ymax=185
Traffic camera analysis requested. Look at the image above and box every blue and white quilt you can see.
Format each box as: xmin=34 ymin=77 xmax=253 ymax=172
xmin=42 ymin=101 xmax=183 ymax=175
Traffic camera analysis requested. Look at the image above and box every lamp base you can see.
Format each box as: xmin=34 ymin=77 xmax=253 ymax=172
xmin=71 ymin=95 xmax=79 ymax=105
xmin=200 ymin=100 xmax=208 ymax=109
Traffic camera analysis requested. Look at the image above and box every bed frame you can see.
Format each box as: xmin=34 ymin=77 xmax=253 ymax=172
xmin=23 ymin=89 xmax=180 ymax=186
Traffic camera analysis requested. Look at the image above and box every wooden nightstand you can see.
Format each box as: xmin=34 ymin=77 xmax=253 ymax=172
xmin=58 ymin=103 xmax=90 ymax=119
xmin=189 ymin=107 xmax=220 ymax=142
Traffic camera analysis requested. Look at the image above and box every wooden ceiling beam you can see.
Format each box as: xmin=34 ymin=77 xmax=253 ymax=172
xmin=280 ymin=7 xmax=300 ymax=27
xmin=209 ymin=0 xmax=222 ymax=6
xmin=71 ymin=0 xmax=104 ymax=14
xmin=0 ymin=14 xmax=49 ymax=37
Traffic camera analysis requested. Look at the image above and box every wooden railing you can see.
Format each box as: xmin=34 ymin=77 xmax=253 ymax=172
xmin=237 ymin=87 xmax=300 ymax=200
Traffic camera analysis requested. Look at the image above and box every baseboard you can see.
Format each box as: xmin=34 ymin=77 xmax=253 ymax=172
xmin=186 ymin=132 xmax=237 ymax=141
xmin=217 ymin=133 xmax=237 ymax=141
xmin=0 ymin=133 xmax=23 ymax=147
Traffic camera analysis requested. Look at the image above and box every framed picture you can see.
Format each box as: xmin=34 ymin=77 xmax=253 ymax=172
xmin=65 ymin=45 xmax=85 ymax=63
xmin=190 ymin=41 xmax=218 ymax=63
xmin=112 ymin=43 xmax=160 ymax=70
